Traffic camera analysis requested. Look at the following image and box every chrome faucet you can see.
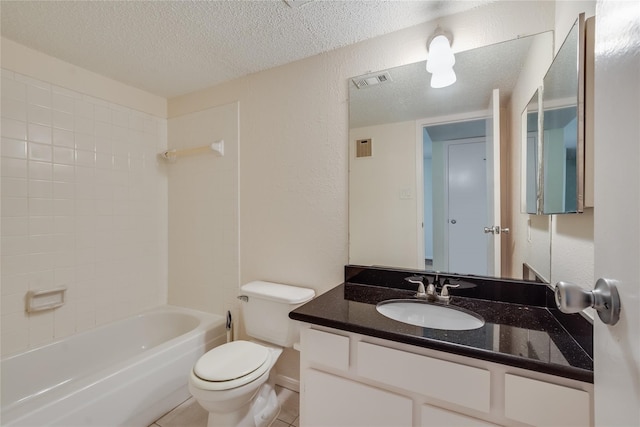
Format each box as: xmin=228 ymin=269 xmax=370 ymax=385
xmin=405 ymin=274 xmax=459 ymax=302
xmin=405 ymin=275 xmax=427 ymax=298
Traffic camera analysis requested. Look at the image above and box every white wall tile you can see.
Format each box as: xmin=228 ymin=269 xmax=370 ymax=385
xmin=53 ymin=146 xmax=75 ymax=165
xmin=75 ymin=133 xmax=95 ymax=152
xmin=0 ymin=330 xmax=29 ymax=356
xmin=55 ymin=201 xmax=77 ymax=220
xmin=28 ymin=198 xmax=53 ymax=217
xmin=1 ymin=197 xmax=28 ymax=217
xmin=2 ymin=77 xmax=26 ymax=101
xmin=2 ymin=71 xmax=167 ymax=355
xmin=29 ymin=179 xmax=53 ymax=198
xmin=28 ymin=104 xmax=52 ymax=126
xmin=2 ymin=137 xmax=28 ymax=159
xmin=27 ymin=123 xmax=52 ymax=145
xmin=52 ymin=128 xmax=74 ymax=148
xmin=1 ymin=235 xmax=29 ymax=256
xmin=29 ymin=216 xmax=54 ymax=235
xmin=2 ymin=177 xmax=28 ymax=198
xmin=1 ymin=254 xmax=30 ymax=277
xmin=53 ymin=216 xmax=74 ymax=234
xmin=53 ymin=164 xmax=74 ymax=182
xmin=74 ymin=117 xmax=94 ymax=135
xmin=27 ymin=85 xmax=52 ymax=108
xmin=52 ymin=110 xmax=74 ymax=131
xmin=2 ymin=117 xmax=27 ymax=140
xmin=29 ymin=161 xmax=53 ymax=180
xmin=52 ymin=92 xmax=75 ymax=113
xmin=75 ymin=150 xmax=95 ymax=167
xmin=1 ymin=312 xmax=29 ymax=335
xmin=29 ymin=234 xmax=54 ymax=254
xmin=28 ymin=142 xmax=52 ymax=162
xmin=2 ymin=157 xmax=28 ymax=178
xmin=2 ymin=217 xmax=29 ymax=237
xmin=2 ymin=97 xmax=27 ymax=121
xmin=15 ymin=74 xmax=50 ymax=91
xmin=1 ymin=293 xmax=24 ymax=314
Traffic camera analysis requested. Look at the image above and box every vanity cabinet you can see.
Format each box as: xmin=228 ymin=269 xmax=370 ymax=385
xmin=299 ymin=325 xmax=593 ymax=427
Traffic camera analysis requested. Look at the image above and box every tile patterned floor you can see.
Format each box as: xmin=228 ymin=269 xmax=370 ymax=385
xmin=150 ymin=385 xmax=299 ymax=427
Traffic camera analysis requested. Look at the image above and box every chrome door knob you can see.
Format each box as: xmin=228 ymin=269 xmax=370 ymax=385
xmin=554 ymin=278 xmax=621 ymax=325
xmin=484 ymin=226 xmax=510 ymax=234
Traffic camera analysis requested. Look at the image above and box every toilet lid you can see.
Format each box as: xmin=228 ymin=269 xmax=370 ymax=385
xmin=194 ymin=340 xmax=269 ymax=382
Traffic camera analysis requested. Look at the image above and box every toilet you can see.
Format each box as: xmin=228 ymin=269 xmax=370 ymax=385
xmin=189 ymin=281 xmax=315 ymax=427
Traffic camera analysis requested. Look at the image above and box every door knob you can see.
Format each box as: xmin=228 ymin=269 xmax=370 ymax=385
xmin=554 ymin=278 xmax=621 ymax=325
xmin=483 ymin=226 xmax=509 ymax=234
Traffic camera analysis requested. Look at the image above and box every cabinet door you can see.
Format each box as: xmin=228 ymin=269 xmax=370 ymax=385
xmin=421 ymin=404 xmax=501 ymax=427
xmin=303 ymin=369 xmax=412 ymax=427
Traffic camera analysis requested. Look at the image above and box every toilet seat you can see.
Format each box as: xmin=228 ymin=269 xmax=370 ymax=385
xmin=192 ymin=340 xmax=271 ymax=391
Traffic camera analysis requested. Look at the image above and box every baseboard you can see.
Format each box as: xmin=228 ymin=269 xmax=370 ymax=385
xmin=275 ymin=373 xmax=300 ymax=393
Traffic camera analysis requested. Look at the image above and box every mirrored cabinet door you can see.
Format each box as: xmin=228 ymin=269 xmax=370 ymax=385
xmin=521 ymin=13 xmax=591 ymax=215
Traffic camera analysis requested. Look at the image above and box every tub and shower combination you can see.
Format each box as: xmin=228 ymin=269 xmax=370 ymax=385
xmin=1 ymin=306 xmax=226 ymax=427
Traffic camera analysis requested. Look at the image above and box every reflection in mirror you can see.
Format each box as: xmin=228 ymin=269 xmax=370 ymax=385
xmin=541 ymin=15 xmax=585 ymax=214
xmin=349 ymin=32 xmax=553 ymax=279
xmin=523 ymin=90 xmax=541 ymax=214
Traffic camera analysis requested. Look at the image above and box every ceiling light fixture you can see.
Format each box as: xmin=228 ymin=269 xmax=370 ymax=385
xmin=426 ymin=29 xmax=456 ymax=88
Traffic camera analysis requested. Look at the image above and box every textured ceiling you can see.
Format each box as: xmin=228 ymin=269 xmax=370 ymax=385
xmin=0 ymin=0 xmax=493 ymax=98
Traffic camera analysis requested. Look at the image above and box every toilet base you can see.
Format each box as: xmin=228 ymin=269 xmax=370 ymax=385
xmin=206 ymin=383 xmax=280 ymax=427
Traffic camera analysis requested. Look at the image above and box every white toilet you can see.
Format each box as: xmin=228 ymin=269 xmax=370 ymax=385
xmin=189 ymin=281 xmax=315 ymax=427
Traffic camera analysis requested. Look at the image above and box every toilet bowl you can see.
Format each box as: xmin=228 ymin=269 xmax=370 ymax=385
xmin=189 ymin=341 xmax=283 ymax=427
xmin=189 ymin=281 xmax=314 ymax=427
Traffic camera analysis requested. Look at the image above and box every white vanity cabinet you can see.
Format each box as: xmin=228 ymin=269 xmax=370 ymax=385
xmin=299 ymin=325 xmax=593 ymax=427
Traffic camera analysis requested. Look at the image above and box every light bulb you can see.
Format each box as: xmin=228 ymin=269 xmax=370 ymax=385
xmin=430 ymin=67 xmax=457 ymax=89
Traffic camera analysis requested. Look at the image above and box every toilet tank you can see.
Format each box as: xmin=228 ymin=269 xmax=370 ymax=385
xmin=240 ymin=281 xmax=315 ymax=347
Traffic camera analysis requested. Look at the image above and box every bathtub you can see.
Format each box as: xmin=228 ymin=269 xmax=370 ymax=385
xmin=1 ymin=305 xmax=226 ymax=427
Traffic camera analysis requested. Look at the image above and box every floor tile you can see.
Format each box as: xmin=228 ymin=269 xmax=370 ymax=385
xmin=155 ymin=397 xmax=208 ymax=427
xmin=275 ymin=385 xmax=299 ymax=424
xmin=151 ymin=385 xmax=300 ymax=427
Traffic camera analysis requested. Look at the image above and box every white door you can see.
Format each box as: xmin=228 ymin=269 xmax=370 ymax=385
xmin=485 ymin=88 xmax=501 ymax=276
xmin=593 ymin=1 xmax=640 ymax=425
xmin=447 ymin=140 xmax=488 ymax=275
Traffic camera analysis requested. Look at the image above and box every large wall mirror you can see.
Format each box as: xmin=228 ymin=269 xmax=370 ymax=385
xmin=522 ymin=14 xmax=587 ymax=215
xmin=349 ymin=31 xmax=553 ymax=280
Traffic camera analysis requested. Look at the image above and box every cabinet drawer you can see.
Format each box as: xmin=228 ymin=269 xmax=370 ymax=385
xmin=421 ymin=404 xmax=500 ymax=427
xmin=304 ymin=328 xmax=350 ymax=371
xmin=357 ymin=342 xmax=490 ymax=413
xmin=504 ymin=374 xmax=590 ymax=426
xmin=304 ymin=369 xmax=412 ymax=427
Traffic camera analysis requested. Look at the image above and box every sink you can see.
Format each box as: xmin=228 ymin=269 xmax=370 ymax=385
xmin=376 ymin=299 xmax=485 ymax=331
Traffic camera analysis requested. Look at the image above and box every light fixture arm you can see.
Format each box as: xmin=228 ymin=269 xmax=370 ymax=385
xmin=427 ymin=27 xmax=454 ymax=52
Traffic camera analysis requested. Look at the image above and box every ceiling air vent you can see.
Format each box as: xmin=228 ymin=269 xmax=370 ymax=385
xmin=352 ymin=71 xmax=393 ymax=89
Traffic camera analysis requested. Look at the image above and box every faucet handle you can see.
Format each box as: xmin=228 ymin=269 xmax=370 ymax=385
xmin=405 ymin=275 xmax=424 ymax=285
xmin=440 ymin=283 xmax=460 ymax=298
xmin=405 ymin=275 xmax=427 ymax=298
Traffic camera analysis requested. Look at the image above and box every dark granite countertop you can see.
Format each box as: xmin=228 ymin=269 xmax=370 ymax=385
xmin=290 ymin=266 xmax=594 ymax=383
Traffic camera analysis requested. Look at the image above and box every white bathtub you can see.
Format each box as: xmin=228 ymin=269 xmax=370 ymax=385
xmin=1 ymin=305 xmax=226 ymax=427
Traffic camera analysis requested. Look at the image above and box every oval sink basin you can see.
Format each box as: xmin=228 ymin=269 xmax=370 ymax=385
xmin=376 ymin=299 xmax=485 ymax=331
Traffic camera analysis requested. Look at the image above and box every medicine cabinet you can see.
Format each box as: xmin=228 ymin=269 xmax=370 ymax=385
xmin=523 ymin=13 xmax=593 ymax=214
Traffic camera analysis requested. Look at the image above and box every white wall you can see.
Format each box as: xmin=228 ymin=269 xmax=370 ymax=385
xmin=167 ymin=102 xmax=240 ymax=321
xmin=1 ymin=42 xmax=168 ymax=356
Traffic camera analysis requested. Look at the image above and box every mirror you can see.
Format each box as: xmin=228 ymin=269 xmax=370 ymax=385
xmin=348 ymin=32 xmax=553 ymax=279
xmin=523 ymin=15 xmax=586 ymax=215
xmin=523 ymin=89 xmax=542 ymax=214
xmin=541 ymin=15 xmax=585 ymax=214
